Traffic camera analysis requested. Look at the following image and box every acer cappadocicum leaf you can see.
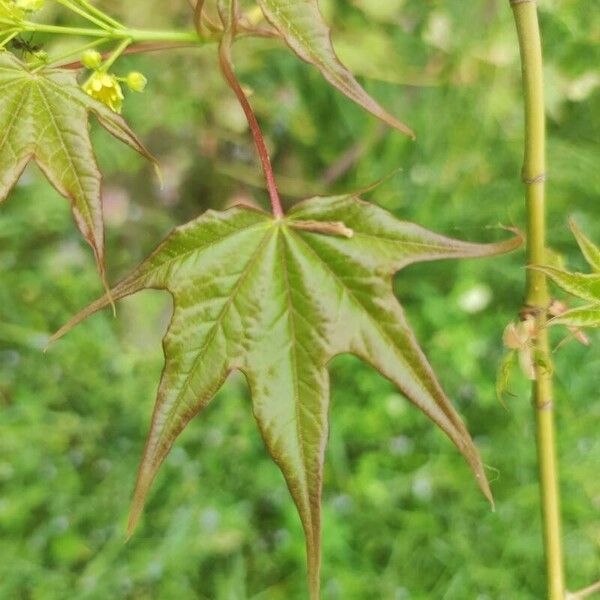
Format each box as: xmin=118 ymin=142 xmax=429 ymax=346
xmin=51 ymin=196 xmax=520 ymax=599
xmin=0 ymin=53 xmax=155 ymax=286
xmin=255 ymin=0 xmax=415 ymax=139
xmin=538 ymin=220 xmax=600 ymax=329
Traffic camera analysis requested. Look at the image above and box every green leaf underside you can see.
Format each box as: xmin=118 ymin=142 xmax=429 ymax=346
xmin=256 ymin=0 xmax=415 ymax=139
xmin=53 ymin=196 xmax=520 ymax=599
xmin=0 ymin=53 xmax=155 ymax=279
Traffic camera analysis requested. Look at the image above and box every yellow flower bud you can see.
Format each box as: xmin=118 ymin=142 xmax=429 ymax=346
xmin=83 ymin=72 xmax=124 ymax=114
xmin=81 ymin=49 xmax=102 ymax=70
xmin=125 ymin=71 xmax=147 ymax=93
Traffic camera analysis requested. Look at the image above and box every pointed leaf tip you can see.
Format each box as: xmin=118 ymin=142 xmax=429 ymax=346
xmin=49 ymin=291 xmax=116 ymax=345
xmin=256 ymin=0 xmax=415 ymax=138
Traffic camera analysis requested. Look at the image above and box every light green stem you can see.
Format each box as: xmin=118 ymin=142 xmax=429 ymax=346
xmin=35 ymin=38 xmax=109 ymax=71
xmin=55 ymin=0 xmax=112 ymax=30
xmin=21 ymin=22 xmax=206 ymax=44
xmin=511 ymin=1 xmax=565 ymax=598
xmin=101 ymin=37 xmax=131 ymax=69
xmin=0 ymin=29 xmax=19 ymax=49
xmin=72 ymin=0 xmax=124 ymax=29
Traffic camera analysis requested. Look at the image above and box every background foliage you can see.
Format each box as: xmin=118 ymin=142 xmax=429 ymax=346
xmin=1 ymin=1 xmax=599 ymax=598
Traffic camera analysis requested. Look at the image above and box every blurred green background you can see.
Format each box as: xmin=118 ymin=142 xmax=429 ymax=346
xmin=1 ymin=1 xmax=599 ymax=598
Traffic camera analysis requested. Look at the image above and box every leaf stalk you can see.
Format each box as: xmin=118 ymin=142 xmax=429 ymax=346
xmin=511 ymin=1 xmax=565 ymax=597
xmin=217 ymin=2 xmax=284 ymax=218
xmin=71 ymin=0 xmax=124 ymax=29
xmin=21 ymin=21 xmax=208 ymax=44
xmin=55 ymin=0 xmax=114 ymax=31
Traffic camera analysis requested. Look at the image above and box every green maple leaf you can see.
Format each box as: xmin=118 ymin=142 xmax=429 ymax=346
xmin=538 ymin=220 xmax=600 ymax=328
xmin=256 ymin=0 xmax=415 ymax=139
xmin=0 ymin=52 xmax=155 ymax=284
xmin=52 ymin=196 xmax=520 ymax=598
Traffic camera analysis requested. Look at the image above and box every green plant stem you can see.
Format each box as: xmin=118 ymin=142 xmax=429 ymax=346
xmin=73 ymin=0 xmax=124 ymax=29
xmin=21 ymin=22 xmax=206 ymax=44
xmin=0 ymin=29 xmax=19 ymax=49
xmin=44 ymin=38 xmax=109 ymax=65
xmin=510 ymin=1 xmax=565 ymax=598
xmin=31 ymin=38 xmax=109 ymax=72
xmin=55 ymin=0 xmax=113 ymax=30
xmin=102 ymin=38 xmax=131 ymax=69
xmin=57 ymin=42 xmax=197 ymax=69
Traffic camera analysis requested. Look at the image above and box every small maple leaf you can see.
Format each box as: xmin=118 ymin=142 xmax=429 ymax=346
xmin=52 ymin=196 xmax=520 ymax=599
xmin=0 ymin=53 xmax=155 ymax=286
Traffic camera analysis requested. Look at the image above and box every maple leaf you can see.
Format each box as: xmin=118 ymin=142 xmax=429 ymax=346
xmin=255 ymin=0 xmax=415 ymax=139
xmin=52 ymin=195 xmax=520 ymax=598
xmin=0 ymin=52 xmax=155 ymax=285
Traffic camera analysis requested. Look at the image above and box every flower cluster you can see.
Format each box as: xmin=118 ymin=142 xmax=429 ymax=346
xmin=81 ymin=49 xmax=147 ymax=114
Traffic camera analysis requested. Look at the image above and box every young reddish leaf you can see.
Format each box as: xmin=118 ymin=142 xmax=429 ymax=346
xmin=52 ymin=196 xmax=520 ymax=599
xmin=0 ymin=53 xmax=156 ymax=284
xmin=255 ymin=0 xmax=415 ymax=139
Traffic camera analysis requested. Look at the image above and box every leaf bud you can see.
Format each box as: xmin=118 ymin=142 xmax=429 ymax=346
xmin=125 ymin=71 xmax=147 ymax=93
xmin=81 ymin=49 xmax=102 ymax=70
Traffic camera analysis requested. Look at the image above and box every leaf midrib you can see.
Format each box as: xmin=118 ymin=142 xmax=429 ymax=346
xmin=114 ymin=219 xmax=271 ymax=298
xmin=277 ymin=229 xmax=313 ymax=534
xmin=288 ymin=228 xmax=438 ymax=405
xmin=160 ymin=227 xmax=276 ymax=428
xmin=33 ymin=79 xmax=95 ymax=232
